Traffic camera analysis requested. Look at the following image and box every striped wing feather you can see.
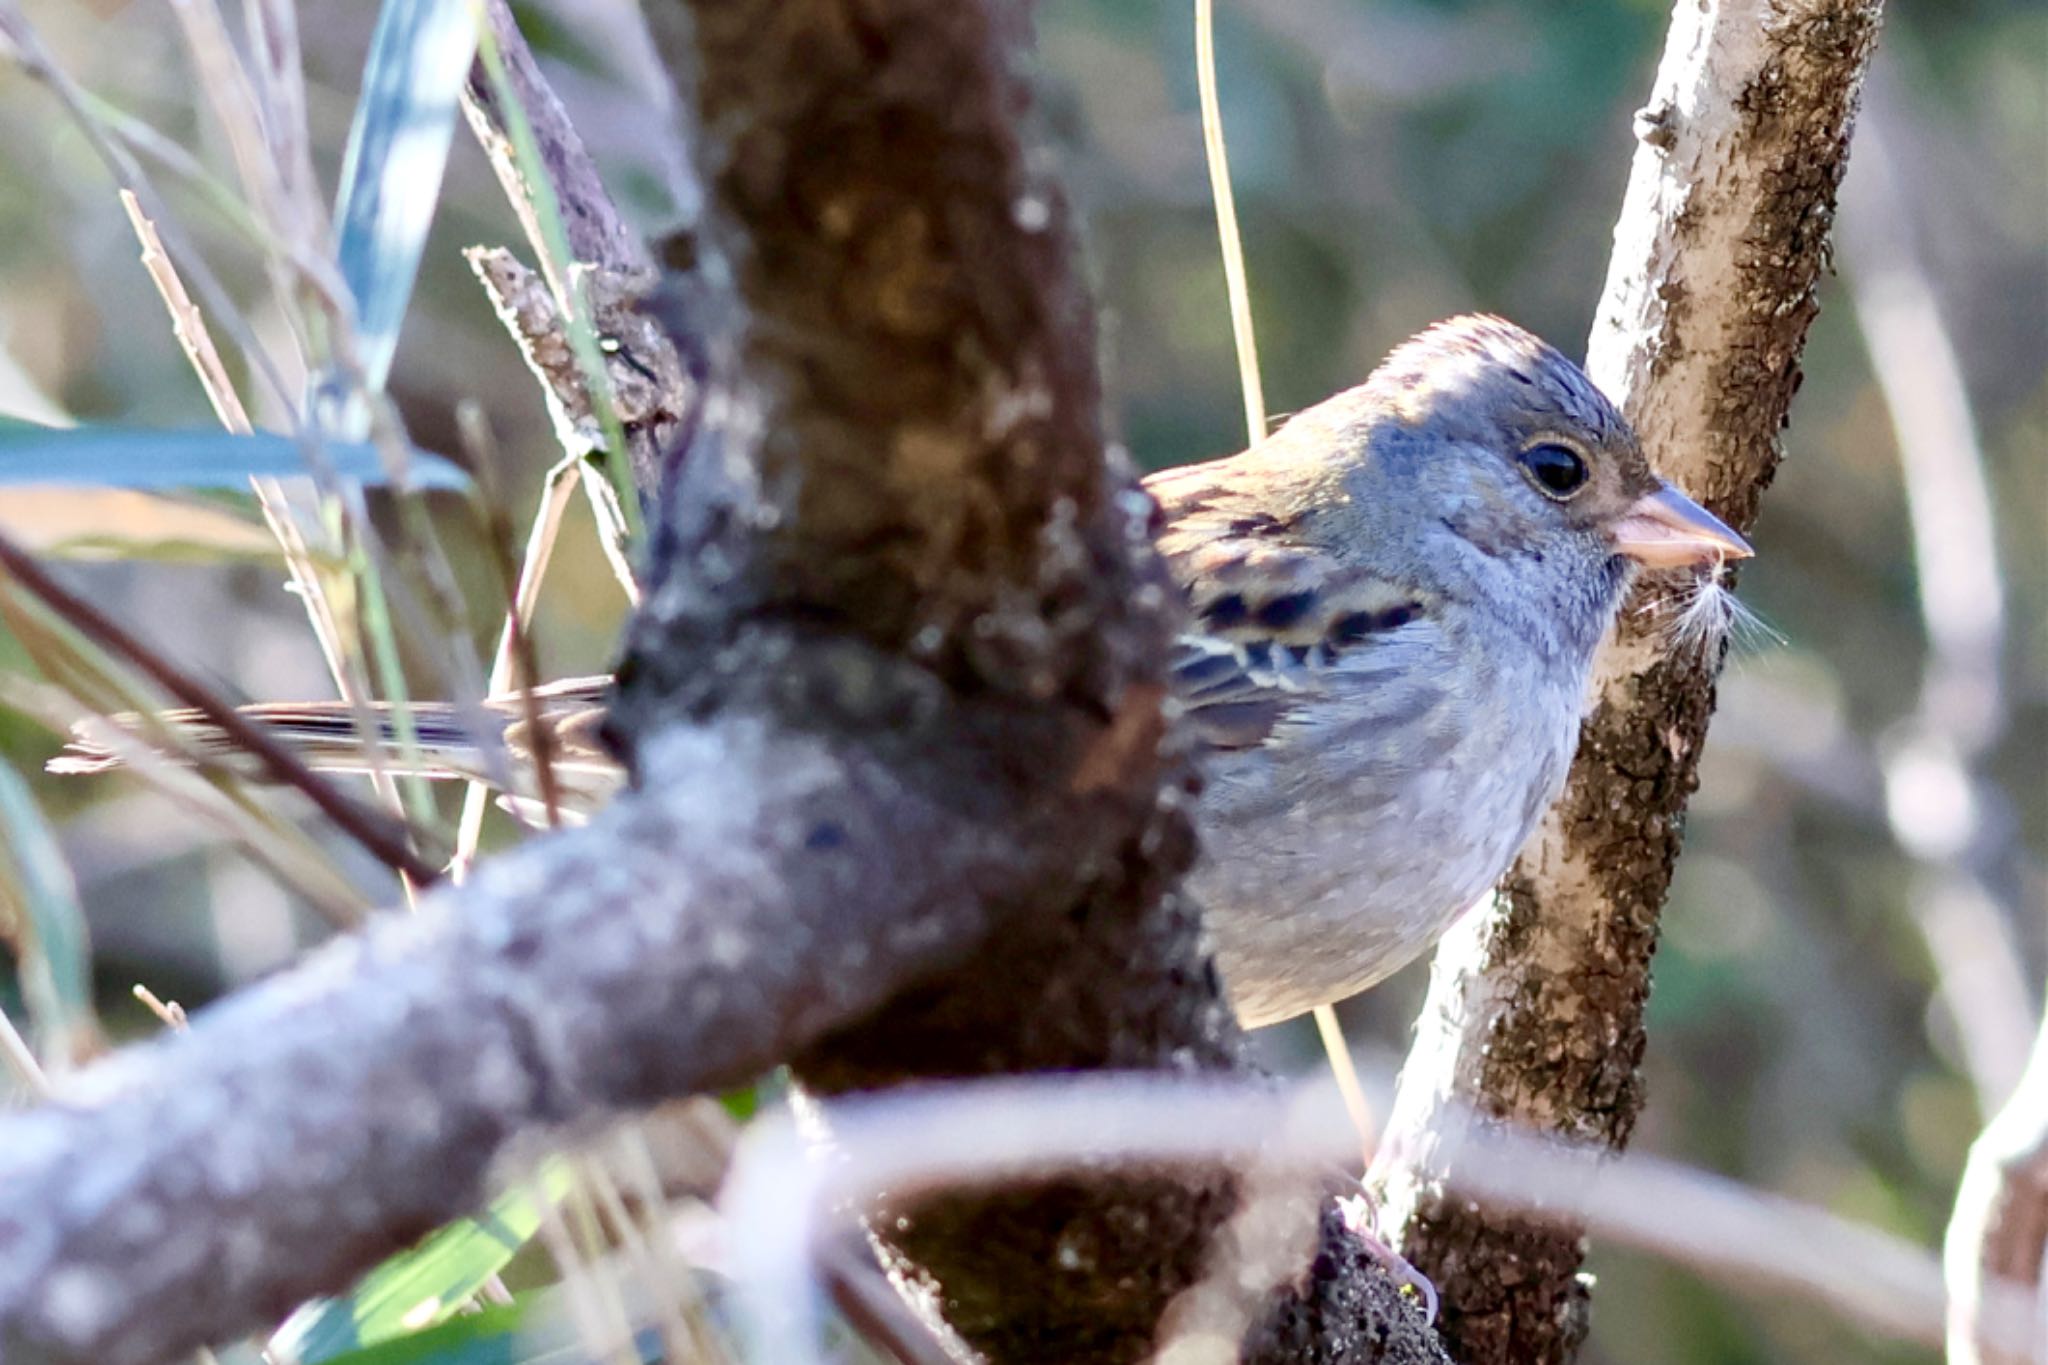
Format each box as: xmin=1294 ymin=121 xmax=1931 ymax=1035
xmin=1144 ymin=458 xmax=1431 ymax=753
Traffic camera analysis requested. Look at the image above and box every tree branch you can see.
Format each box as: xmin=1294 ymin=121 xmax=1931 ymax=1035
xmin=459 ymin=0 xmax=692 ymax=496
xmin=1946 ymin=1008 xmax=2048 ymax=1365
xmin=0 ymin=2 xmax=1447 ymax=1361
xmin=1372 ymin=2 xmax=1886 ymax=1360
xmin=0 ymin=699 xmax=1142 ymax=1364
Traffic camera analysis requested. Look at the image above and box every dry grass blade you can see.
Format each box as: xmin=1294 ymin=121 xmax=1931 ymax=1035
xmin=1194 ymin=0 xmax=1266 ymax=440
xmin=116 ymin=188 xmax=408 ymax=810
xmin=243 ymin=0 xmax=320 ymax=247
xmin=118 ymin=190 xmax=250 ymax=433
xmin=463 ymin=411 xmax=564 ymax=832
xmin=450 ymin=451 xmax=584 ymax=879
xmin=26 ymin=2 xmax=435 ymax=853
xmin=0 ymin=3 xmax=303 ymax=422
xmin=164 ymin=0 xmax=289 ymax=242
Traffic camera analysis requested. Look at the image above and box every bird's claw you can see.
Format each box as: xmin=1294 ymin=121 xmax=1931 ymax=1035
xmin=1336 ymin=1190 xmax=1439 ymax=1326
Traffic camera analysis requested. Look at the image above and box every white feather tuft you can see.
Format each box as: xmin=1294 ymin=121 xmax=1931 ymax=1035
xmin=1641 ymin=563 xmax=1783 ymax=664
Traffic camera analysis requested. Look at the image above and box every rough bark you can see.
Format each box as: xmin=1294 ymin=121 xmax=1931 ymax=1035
xmin=460 ymin=0 xmax=693 ymax=498
xmin=0 ymin=3 xmax=1448 ymax=1362
xmin=1371 ymin=2 xmax=1886 ymax=1361
xmin=638 ymin=3 xmax=1440 ymax=1358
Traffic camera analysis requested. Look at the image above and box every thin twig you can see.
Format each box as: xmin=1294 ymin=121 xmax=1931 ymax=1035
xmin=723 ymin=1073 xmax=2035 ymax=1362
xmin=131 ymin=985 xmax=188 ymax=1031
xmin=1840 ymin=107 xmax=2042 ymax=1364
xmin=2 ymin=676 xmax=370 ymax=924
xmin=0 ymin=530 xmax=442 ymax=885
xmin=463 ymin=407 xmax=564 ymax=831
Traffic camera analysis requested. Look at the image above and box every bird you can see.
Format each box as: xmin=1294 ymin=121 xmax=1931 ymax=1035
xmin=50 ymin=315 xmax=1750 ymax=1028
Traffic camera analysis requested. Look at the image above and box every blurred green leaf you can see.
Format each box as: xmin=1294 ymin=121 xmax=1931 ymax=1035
xmin=0 ymin=422 xmax=470 ymax=490
xmin=334 ymin=0 xmax=481 ymax=392
xmin=308 ymin=1297 xmax=535 ymax=1365
xmin=270 ymin=1160 xmax=574 ymax=1365
xmin=0 ymin=759 xmax=97 ymax=1061
xmin=313 ymin=1284 xmax=664 ymax=1365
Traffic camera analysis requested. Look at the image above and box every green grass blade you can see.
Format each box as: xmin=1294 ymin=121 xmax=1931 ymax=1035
xmin=0 ymin=423 xmax=470 ymax=490
xmin=0 ymin=760 xmax=97 ymax=1063
xmin=334 ymin=0 xmax=482 ymax=392
xmin=311 ymin=1283 xmax=665 ymax=1365
xmin=269 ymin=1159 xmax=576 ymax=1364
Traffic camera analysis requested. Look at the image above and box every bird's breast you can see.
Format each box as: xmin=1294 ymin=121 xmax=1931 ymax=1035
xmin=1188 ymin=641 xmax=1581 ymax=1027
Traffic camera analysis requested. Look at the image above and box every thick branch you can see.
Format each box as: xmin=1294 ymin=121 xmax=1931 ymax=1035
xmin=0 ymin=2 xmax=1450 ymax=1362
xmin=0 ymin=673 xmax=1159 ymax=1363
xmin=1374 ymin=2 xmax=1885 ymax=1361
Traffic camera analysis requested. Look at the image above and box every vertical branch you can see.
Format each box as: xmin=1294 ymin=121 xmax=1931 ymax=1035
xmin=633 ymin=3 xmax=1447 ymax=1361
xmin=1374 ymin=2 xmax=1886 ymax=1361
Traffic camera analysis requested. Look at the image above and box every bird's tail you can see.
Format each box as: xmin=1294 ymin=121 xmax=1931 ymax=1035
xmin=48 ymin=675 xmax=618 ymax=797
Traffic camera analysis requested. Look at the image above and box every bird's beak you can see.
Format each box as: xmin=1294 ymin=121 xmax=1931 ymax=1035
xmin=1611 ymin=484 xmax=1753 ymax=569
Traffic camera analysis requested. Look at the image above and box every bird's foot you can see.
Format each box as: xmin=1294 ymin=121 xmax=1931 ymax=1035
xmin=1335 ymin=1189 xmax=1439 ymax=1325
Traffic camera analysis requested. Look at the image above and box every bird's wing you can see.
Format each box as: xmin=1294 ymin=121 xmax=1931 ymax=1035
xmin=1144 ymin=460 xmax=1433 ymax=753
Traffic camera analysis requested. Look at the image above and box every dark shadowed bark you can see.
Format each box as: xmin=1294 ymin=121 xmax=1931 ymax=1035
xmin=1372 ymin=2 xmax=1887 ymax=1361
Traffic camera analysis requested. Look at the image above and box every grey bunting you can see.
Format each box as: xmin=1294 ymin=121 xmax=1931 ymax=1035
xmin=52 ymin=315 xmax=1751 ymax=1028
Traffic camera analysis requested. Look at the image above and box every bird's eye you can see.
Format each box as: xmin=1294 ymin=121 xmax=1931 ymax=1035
xmin=1521 ymin=443 xmax=1590 ymax=499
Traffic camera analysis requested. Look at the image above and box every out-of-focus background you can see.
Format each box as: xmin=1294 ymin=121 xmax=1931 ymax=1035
xmin=0 ymin=2 xmax=2040 ymax=1361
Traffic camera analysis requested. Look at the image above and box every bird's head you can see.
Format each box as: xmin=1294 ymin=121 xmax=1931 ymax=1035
xmin=1280 ymin=314 xmax=1751 ymax=655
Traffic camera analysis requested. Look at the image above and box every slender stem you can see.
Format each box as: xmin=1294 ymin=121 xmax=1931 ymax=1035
xmin=0 ymin=531 xmax=443 ymax=886
xmin=451 ymin=453 xmax=584 ymax=879
xmin=1196 ymin=0 xmax=1372 ymax=1171
xmin=1195 ymin=0 xmax=1267 ymax=441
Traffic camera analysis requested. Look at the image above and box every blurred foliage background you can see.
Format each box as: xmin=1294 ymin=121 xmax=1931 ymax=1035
xmin=0 ymin=1 xmax=2040 ymax=1361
